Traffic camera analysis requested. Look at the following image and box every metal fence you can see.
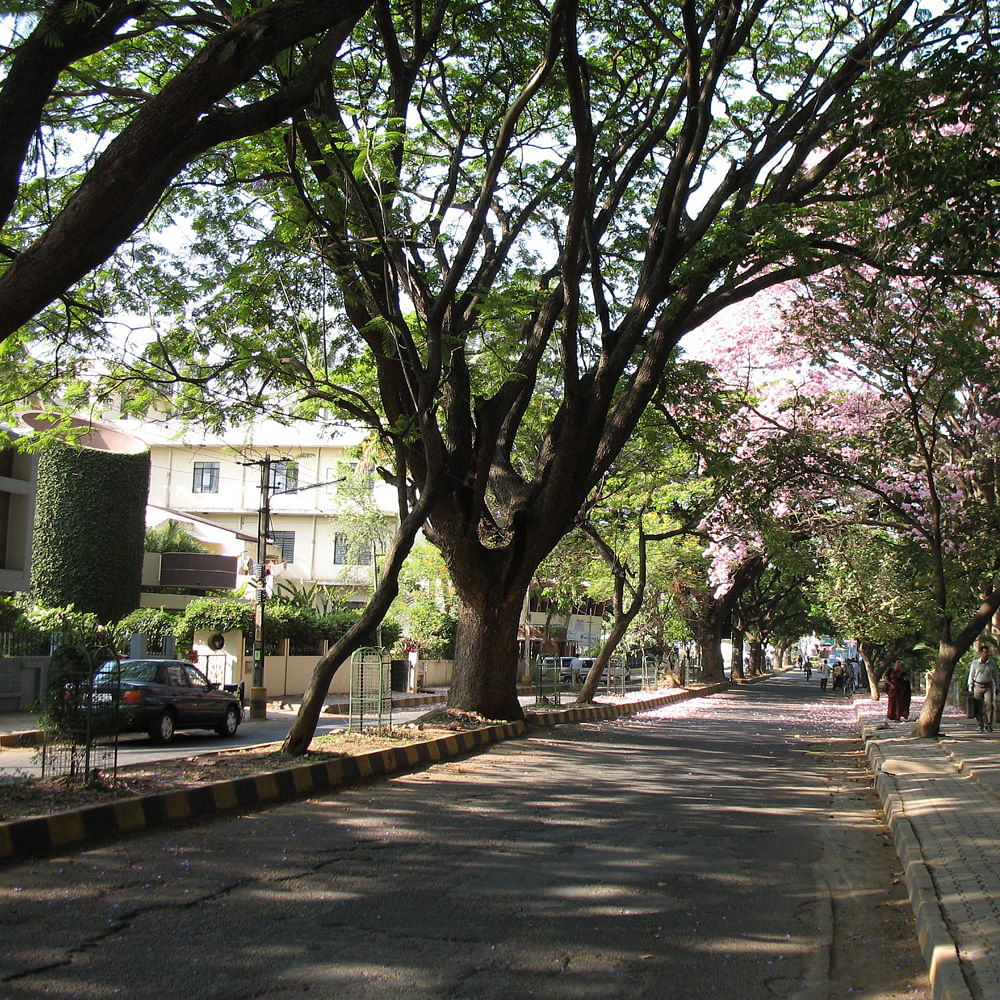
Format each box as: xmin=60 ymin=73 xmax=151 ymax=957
xmin=40 ymin=645 xmax=120 ymax=784
xmin=349 ymin=647 xmax=392 ymax=731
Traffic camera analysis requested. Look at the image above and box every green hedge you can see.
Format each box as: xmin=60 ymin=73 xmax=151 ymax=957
xmin=16 ymin=596 xmax=399 ymax=661
xmin=111 ymin=608 xmax=178 ymax=653
xmin=7 ymin=600 xmax=107 ymax=654
xmin=175 ymin=597 xmax=254 ymax=642
xmin=30 ymin=440 xmax=150 ymax=623
xmin=264 ymin=602 xmax=321 ymax=654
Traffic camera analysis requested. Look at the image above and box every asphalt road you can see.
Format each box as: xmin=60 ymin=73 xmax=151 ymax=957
xmin=0 ymin=675 xmax=928 ymax=999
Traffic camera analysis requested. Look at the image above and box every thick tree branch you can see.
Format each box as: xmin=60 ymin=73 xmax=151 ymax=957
xmin=0 ymin=0 xmax=377 ymax=342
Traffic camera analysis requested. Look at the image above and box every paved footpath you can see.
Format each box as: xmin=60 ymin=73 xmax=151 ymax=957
xmin=856 ymin=694 xmax=1000 ymax=1000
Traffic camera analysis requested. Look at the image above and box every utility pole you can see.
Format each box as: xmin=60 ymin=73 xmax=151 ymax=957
xmin=241 ymin=453 xmax=344 ymax=722
xmin=251 ymin=455 xmax=272 ymax=720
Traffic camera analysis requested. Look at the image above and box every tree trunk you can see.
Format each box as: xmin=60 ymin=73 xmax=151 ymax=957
xmin=913 ymin=588 xmax=1000 ymax=738
xmin=447 ymin=589 xmax=526 ymax=721
xmin=731 ymin=629 xmax=745 ymax=681
xmin=688 ymin=555 xmax=763 ymax=685
xmin=281 ymin=482 xmax=436 ymax=755
xmin=698 ymin=616 xmax=727 ymax=684
xmin=577 ymin=616 xmax=628 ymax=703
xmin=575 ymin=520 xmax=648 ymax=704
xmin=912 ymin=646 xmax=958 ymax=738
xmin=776 ymin=640 xmax=789 ymax=668
xmin=857 ymin=642 xmax=882 ymax=700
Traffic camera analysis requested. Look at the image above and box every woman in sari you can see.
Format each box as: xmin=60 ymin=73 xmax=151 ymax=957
xmin=884 ymin=660 xmax=911 ymax=722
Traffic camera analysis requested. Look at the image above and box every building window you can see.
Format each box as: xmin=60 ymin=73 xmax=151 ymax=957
xmin=269 ymin=530 xmax=295 ymax=562
xmin=269 ymin=461 xmax=298 ymax=494
xmin=333 ymin=532 xmax=372 ymax=565
xmin=192 ymin=461 xmax=220 ymax=493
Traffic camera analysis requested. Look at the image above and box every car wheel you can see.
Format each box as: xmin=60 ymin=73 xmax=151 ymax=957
xmin=149 ymin=709 xmax=176 ymax=745
xmin=217 ymin=704 xmax=240 ymax=738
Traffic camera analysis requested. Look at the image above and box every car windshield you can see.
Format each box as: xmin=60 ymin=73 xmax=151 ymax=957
xmin=95 ymin=660 xmax=160 ymax=683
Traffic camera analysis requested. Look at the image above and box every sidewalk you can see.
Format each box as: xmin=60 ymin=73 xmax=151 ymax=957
xmin=856 ymin=695 xmax=1000 ymax=1000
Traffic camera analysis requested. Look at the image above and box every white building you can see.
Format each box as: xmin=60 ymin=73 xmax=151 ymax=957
xmin=109 ymin=417 xmax=399 ymax=607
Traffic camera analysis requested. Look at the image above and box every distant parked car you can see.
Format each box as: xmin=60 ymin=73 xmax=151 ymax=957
xmin=93 ymin=658 xmax=242 ymax=744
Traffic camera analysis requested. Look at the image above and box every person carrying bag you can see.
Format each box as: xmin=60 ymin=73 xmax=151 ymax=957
xmin=968 ymin=644 xmax=999 ymax=733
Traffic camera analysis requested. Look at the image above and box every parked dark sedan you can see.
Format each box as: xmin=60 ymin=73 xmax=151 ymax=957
xmin=94 ymin=658 xmax=242 ymax=744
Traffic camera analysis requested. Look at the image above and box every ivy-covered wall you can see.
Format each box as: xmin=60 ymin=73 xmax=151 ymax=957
xmin=30 ymin=440 xmax=150 ymax=623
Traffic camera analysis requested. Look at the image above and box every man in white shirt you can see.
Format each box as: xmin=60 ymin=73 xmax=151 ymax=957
xmin=968 ymin=644 xmax=999 ymax=732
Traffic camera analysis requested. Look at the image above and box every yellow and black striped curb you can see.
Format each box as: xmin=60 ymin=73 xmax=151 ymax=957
xmin=525 ymin=682 xmax=730 ymax=726
xmin=0 ymin=721 xmax=527 ymax=863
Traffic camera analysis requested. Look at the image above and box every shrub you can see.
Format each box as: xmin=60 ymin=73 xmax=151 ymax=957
xmin=264 ymin=602 xmax=322 ymax=655
xmin=111 ymin=608 xmax=178 ymax=653
xmin=0 ymin=596 xmax=20 ymax=633
xmin=380 ymin=615 xmax=402 ymax=650
xmin=175 ymin=597 xmax=254 ymax=644
xmin=15 ymin=600 xmax=105 ymax=651
xmin=316 ymin=609 xmax=362 ymax=644
xmin=403 ymin=594 xmax=457 ymax=659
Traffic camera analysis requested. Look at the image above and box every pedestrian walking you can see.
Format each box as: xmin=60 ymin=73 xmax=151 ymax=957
xmin=968 ymin=643 xmax=999 ymax=733
xmin=818 ymin=658 xmax=830 ymax=691
xmin=831 ymin=660 xmax=845 ymax=691
xmin=884 ymin=660 xmax=912 ymax=722
xmin=842 ymin=659 xmax=858 ymax=696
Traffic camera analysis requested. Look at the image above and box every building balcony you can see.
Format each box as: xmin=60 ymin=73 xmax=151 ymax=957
xmin=142 ymin=552 xmax=238 ymax=591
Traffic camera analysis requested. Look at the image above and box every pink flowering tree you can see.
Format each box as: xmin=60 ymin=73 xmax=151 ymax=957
xmin=690 ymin=272 xmax=1000 ymax=733
xmin=681 ymin=294 xmax=825 ymax=679
xmin=775 ymin=274 xmax=1000 ymax=735
xmin=686 ymin=272 xmax=1000 ymax=732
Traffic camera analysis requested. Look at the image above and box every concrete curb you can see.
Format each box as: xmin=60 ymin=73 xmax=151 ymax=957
xmin=861 ymin=720 xmax=973 ymax=1000
xmin=0 ymin=730 xmax=44 ymax=749
xmin=525 ymin=681 xmax=730 ymax=726
xmin=0 ymin=679 xmax=738 ymax=864
xmin=0 ymin=720 xmax=527 ymax=863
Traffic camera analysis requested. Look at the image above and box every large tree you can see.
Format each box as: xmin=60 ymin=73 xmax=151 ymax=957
xmin=57 ymin=0 xmax=1000 ymax=738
